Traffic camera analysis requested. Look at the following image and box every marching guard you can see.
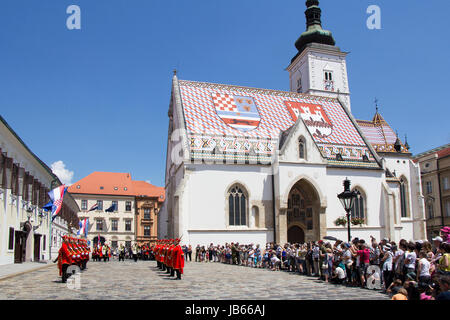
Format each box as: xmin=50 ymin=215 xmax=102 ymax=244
xmin=154 ymin=238 xmax=184 ymax=280
xmin=54 ymin=235 xmax=72 ymax=283
xmin=54 ymin=236 xmax=90 ymax=283
xmin=118 ymin=243 xmax=125 ymax=261
xmin=172 ymin=238 xmax=184 ymax=280
xmin=166 ymin=239 xmax=175 ymax=275
xmin=156 ymin=240 xmax=162 ymax=268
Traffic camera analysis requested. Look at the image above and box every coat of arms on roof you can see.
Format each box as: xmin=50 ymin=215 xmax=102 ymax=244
xmin=284 ymin=101 xmax=333 ymax=139
xmin=211 ymin=93 xmax=261 ymax=132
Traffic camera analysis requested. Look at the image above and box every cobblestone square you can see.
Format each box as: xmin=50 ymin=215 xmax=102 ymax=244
xmin=0 ymin=260 xmax=389 ymax=300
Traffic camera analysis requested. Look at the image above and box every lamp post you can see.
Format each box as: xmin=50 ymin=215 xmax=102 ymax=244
xmin=337 ymin=178 xmax=360 ymax=242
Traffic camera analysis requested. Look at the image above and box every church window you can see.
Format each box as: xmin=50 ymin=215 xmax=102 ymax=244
xmin=297 ymin=77 xmax=302 ymax=93
xmin=299 ymin=137 xmax=306 ymax=159
xmin=228 ymin=185 xmax=247 ymax=226
xmin=351 ymin=188 xmax=365 ymax=220
xmin=324 ymin=71 xmax=334 ymax=91
xmin=400 ymin=178 xmax=409 ymax=218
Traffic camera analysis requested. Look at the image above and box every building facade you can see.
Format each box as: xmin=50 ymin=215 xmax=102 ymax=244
xmin=414 ymin=144 xmax=450 ymax=240
xmin=159 ymin=1 xmax=426 ymax=246
xmin=68 ymin=172 xmax=164 ymax=249
xmin=0 ymin=115 xmax=79 ymax=266
xmin=134 ymin=181 xmax=165 ymax=246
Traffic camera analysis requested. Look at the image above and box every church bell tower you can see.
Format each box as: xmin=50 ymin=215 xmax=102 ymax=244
xmin=287 ymin=0 xmax=352 ymax=110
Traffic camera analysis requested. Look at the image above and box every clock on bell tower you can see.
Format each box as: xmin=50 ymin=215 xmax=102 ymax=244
xmin=287 ymin=0 xmax=351 ymax=111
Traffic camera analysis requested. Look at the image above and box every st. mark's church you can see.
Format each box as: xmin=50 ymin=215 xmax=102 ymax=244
xmin=159 ymin=1 xmax=426 ymax=246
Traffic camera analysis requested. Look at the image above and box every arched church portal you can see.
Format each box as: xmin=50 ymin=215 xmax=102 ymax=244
xmin=287 ymin=179 xmax=321 ymax=242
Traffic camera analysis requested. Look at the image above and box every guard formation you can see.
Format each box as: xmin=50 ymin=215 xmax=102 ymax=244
xmin=154 ymin=238 xmax=184 ymax=279
xmin=54 ymin=236 xmax=90 ymax=283
xmin=91 ymin=242 xmax=112 ymax=262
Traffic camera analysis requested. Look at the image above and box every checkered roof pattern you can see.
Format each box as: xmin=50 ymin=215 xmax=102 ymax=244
xmin=357 ymin=118 xmax=401 ymax=149
xmin=179 ymin=80 xmax=367 ymax=148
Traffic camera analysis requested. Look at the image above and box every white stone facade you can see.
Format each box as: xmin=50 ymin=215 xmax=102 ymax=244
xmin=159 ymin=56 xmax=426 ymax=247
xmin=73 ymin=195 xmax=136 ymax=248
xmin=287 ymin=44 xmax=351 ymax=111
xmin=0 ymin=116 xmax=79 ymax=265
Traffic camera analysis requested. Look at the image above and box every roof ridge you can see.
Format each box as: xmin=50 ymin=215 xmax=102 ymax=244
xmin=178 ymin=79 xmax=339 ymax=102
xmin=413 ymin=143 xmax=450 ymax=158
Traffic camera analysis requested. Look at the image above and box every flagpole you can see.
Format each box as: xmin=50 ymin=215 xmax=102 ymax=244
xmin=48 ymin=179 xmax=58 ymax=261
xmin=48 ymin=211 xmax=52 ymax=261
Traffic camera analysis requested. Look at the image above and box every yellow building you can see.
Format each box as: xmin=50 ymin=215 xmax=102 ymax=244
xmin=414 ymin=143 xmax=450 ymax=239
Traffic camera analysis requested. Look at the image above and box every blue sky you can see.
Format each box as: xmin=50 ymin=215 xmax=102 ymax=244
xmin=1 ymin=0 xmax=449 ymax=187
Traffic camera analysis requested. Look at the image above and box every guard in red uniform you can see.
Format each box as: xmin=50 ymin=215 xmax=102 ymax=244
xmin=156 ymin=240 xmax=162 ymax=269
xmin=67 ymin=237 xmax=77 ymax=268
xmin=161 ymin=240 xmax=167 ymax=271
xmin=54 ymin=235 xmax=72 ymax=283
xmin=164 ymin=239 xmax=173 ymax=274
xmin=98 ymin=243 xmax=103 ymax=261
xmin=167 ymin=240 xmax=175 ymax=276
xmin=172 ymin=238 xmax=184 ymax=280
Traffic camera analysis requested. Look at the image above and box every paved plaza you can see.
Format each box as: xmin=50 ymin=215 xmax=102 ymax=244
xmin=0 ymin=259 xmax=389 ymax=300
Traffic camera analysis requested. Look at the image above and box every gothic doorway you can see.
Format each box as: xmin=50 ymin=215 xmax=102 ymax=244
xmin=286 ymin=179 xmax=321 ymax=242
xmin=288 ymin=226 xmax=305 ymax=243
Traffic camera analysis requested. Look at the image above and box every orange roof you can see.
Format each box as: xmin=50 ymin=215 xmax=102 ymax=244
xmin=68 ymin=172 xmax=165 ymax=201
xmin=132 ymin=180 xmax=165 ymax=202
xmin=437 ymin=147 xmax=450 ymax=159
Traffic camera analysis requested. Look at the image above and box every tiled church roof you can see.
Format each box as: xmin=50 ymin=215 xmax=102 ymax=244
xmin=356 ymin=112 xmax=409 ymax=154
xmin=178 ymin=80 xmax=379 ymax=168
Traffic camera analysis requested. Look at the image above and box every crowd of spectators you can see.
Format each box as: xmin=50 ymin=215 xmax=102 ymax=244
xmin=185 ymin=229 xmax=450 ymax=300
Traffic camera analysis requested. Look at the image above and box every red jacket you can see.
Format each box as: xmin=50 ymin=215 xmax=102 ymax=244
xmin=172 ymin=245 xmax=184 ymax=273
xmin=166 ymin=245 xmax=174 ymax=267
xmin=57 ymin=243 xmax=72 ymax=276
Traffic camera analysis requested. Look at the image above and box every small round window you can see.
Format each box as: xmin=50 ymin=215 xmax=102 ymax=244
xmin=124 ymin=187 xmax=127 ymax=191
xmin=76 ymin=185 xmax=80 ymax=189
xmin=114 ymin=187 xmax=118 ymax=190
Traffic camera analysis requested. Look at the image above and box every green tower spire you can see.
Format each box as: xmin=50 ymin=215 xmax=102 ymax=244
xmin=294 ymin=0 xmax=336 ymax=53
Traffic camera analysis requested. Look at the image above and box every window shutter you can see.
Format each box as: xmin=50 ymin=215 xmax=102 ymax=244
xmin=4 ymin=157 xmax=13 ymax=189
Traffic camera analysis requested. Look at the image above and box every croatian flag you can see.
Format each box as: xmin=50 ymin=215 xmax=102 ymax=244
xmin=87 ymin=203 xmax=98 ymax=212
xmin=48 ymin=185 xmax=67 ymax=222
xmin=77 ymin=218 xmax=89 ymax=237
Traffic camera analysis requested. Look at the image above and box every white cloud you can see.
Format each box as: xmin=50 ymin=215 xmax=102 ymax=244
xmin=51 ymin=160 xmax=74 ymax=186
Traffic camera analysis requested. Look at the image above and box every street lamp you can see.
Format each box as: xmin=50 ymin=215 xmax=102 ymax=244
xmin=337 ymin=178 xmax=360 ymax=242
